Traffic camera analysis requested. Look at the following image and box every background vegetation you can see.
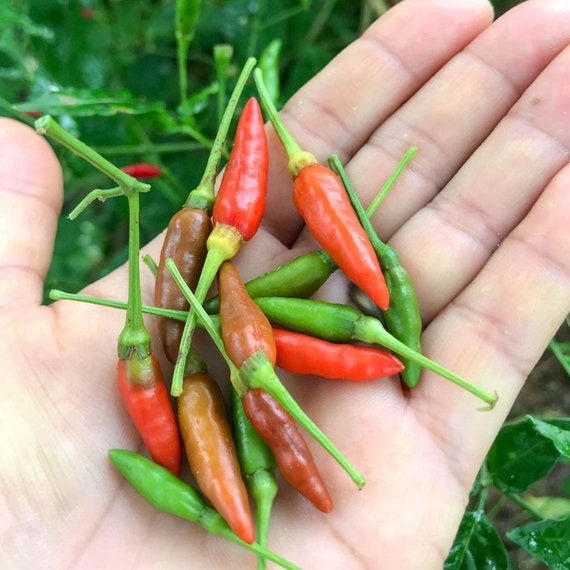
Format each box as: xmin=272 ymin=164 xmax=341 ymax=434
xmin=1 ymin=1 xmax=569 ymax=568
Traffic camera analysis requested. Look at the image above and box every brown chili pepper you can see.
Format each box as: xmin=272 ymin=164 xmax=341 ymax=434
xmin=178 ymin=371 xmax=254 ymax=544
xmin=218 ymin=260 xmax=276 ymax=369
xmin=154 ymin=207 xmax=212 ymax=363
xmin=242 ymin=388 xmax=332 ymax=513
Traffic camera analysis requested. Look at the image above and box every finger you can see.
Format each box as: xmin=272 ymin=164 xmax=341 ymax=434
xmin=392 ymin=41 xmax=570 ymax=322
xmin=261 ymin=0 xmax=494 ymax=244
xmin=348 ymin=0 xmax=570 ymax=240
xmin=412 ymin=163 xmax=570 ymax=489
xmin=0 ymin=119 xmax=63 ymax=309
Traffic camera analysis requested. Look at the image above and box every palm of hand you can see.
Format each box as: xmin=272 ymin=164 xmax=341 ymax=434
xmin=2 ymin=1 xmax=569 ymax=569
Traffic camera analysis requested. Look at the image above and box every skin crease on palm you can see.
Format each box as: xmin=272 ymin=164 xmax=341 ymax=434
xmin=1 ymin=0 xmax=569 ymax=567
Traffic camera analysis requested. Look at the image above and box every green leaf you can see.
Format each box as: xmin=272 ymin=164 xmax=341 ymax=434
xmin=445 ymin=510 xmax=510 ymax=570
xmin=529 ymin=416 xmax=570 ymax=458
xmin=15 ymin=88 xmax=165 ymax=117
xmin=507 ymin=515 xmax=570 ymax=569
xmin=486 ymin=417 xmax=560 ymax=493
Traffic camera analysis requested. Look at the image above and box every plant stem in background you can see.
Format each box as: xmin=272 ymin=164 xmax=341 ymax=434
xmin=176 ymin=0 xmax=202 ymax=105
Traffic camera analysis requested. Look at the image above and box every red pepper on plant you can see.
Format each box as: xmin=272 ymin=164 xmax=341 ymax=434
xmin=119 ymin=162 xmax=162 ymax=179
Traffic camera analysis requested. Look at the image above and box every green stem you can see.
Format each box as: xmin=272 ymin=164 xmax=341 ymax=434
xmin=354 ymin=315 xmax=498 ymax=408
xmin=68 ymin=187 xmax=122 ymax=220
xmin=117 ymin=191 xmax=151 ymax=359
xmin=253 ymin=68 xmax=303 ymax=161
xmin=142 ymin=253 xmax=158 ymax=277
xmin=187 ymin=56 xmax=257 ymax=210
xmin=365 ymin=146 xmax=417 ymax=218
xmin=34 ymin=116 xmax=150 ymax=196
xmin=242 ymin=351 xmax=366 ymax=489
xmin=549 ymin=339 xmax=570 ymax=377
xmin=48 ymin=289 xmax=189 ymax=322
xmin=164 ymin=258 xmax=245 ymax=394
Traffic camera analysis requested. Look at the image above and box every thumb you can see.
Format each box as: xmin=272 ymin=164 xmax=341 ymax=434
xmin=0 ymin=118 xmax=63 ymax=309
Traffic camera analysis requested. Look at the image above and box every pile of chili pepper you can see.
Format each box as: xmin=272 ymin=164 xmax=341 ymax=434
xmin=40 ymin=59 xmax=499 ymax=570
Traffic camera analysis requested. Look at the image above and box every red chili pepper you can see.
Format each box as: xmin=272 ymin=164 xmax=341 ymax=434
xmin=254 ymin=69 xmax=389 ymax=310
xmin=218 ymin=260 xmax=276 ymax=368
xmin=120 ymin=162 xmax=162 ymax=179
xmin=242 ymin=388 xmax=332 ymax=513
xmin=178 ymin=371 xmax=254 ymax=544
xmin=212 ymin=96 xmax=268 ymax=243
xmin=171 ymin=96 xmax=269 ymax=396
xmin=293 ymin=164 xmax=389 ymax=310
xmin=117 ymin=354 xmax=181 ymax=476
xmin=273 ymin=327 xmax=404 ymax=381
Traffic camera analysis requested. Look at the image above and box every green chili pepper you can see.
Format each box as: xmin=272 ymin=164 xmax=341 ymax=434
xmin=108 ymin=449 xmax=301 ymax=570
xmin=329 ymin=155 xmax=423 ymax=388
xmin=231 ymin=387 xmax=278 ymax=570
xmin=254 ymin=297 xmax=497 ymax=408
xmin=203 ymin=250 xmax=336 ymax=313
xmin=258 ymin=39 xmax=282 ymax=105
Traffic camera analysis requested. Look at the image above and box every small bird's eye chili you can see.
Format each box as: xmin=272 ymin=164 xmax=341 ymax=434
xmin=155 ymin=58 xmax=255 ymax=396
xmin=117 ymin=354 xmax=181 ymax=475
xmin=255 ymin=297 xmax=497 ymax=407
xmin=178 ymin=371 xmax=254 ymax=544
xmin=231 ymin=387 xmax=277 ymax=570
xmin=273 ymin=328 xmax=404 ymax=381
xmin=119 ymin=162 xmax=162 ymax=179
xmin=154 ymin=207 xmax=212 ymax=363
xmin=108 ymin=449 xmax=301 ymax=570
xmin=254 ymin=68 xmax=389 ymax=310
xmin=329 ymin=154 xmax=423 ymax=388
xmin=203 ymin=249 xmax=337 ymax=314
xmin=171 ymin=96 xmax=269 ymax=396
xmin=219 ymin=260 xmax=276 ymax=369
xmin=242 ymin=388 xmax=333 ymax=513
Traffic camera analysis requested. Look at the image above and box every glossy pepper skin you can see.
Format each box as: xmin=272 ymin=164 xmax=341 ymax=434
xmin=231 ymin=388 xmax=277 ymax=570
xmin=178 ymin=372 xmax=254 ymax=544
xmin=154 ymin=206 xmax=212 ymax=363
xmin=108 ymin=449 xmax=301 ymax=570
xmin=203 ymin=249 xmax=337 ymax=314
xmin=218 ymin=260 xmax=276 ymax=368
xmin=212 ymin=97 xmax=268 ymax=242
xmin=330 ymin=155 xmax=423 ymax=388
xmin=293 ymin=164 xmax=389 ymax=310
xmin=242 ymin=388 xmax=332 ymax=513
xmin=117 ymin=354 xmax=181 ymax=476
xmin=273 ymin=328 xmax=404 ymax=381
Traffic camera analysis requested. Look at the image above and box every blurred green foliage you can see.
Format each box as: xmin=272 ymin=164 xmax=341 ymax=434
xmin=0 ymin=0 xmax=524 ymax=294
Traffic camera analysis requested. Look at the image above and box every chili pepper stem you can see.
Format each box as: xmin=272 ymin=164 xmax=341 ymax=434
xmin=354 ymin=315 xmax=498 ymax=408
xmin=253 ymin=68 xmax=317 ymax=178
xmin=170 ymin=226 xmax=243 ymax=395
xmin=116 ymin=191 xmax=151 ymax=359
xmin=186 ymin=57 xmax=257 ymax=211
xmin=48 ymin=289 xmax=190 ymax=322
xmin=364 ymin=146 xmax=417 ymax=218
xmin=164 ymin=258 xmax=247 ymax=395
xmin=241 ymin=351 xmax=366 ymax=489
xmin=35 ymin=116 xmax=150 ymax=197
